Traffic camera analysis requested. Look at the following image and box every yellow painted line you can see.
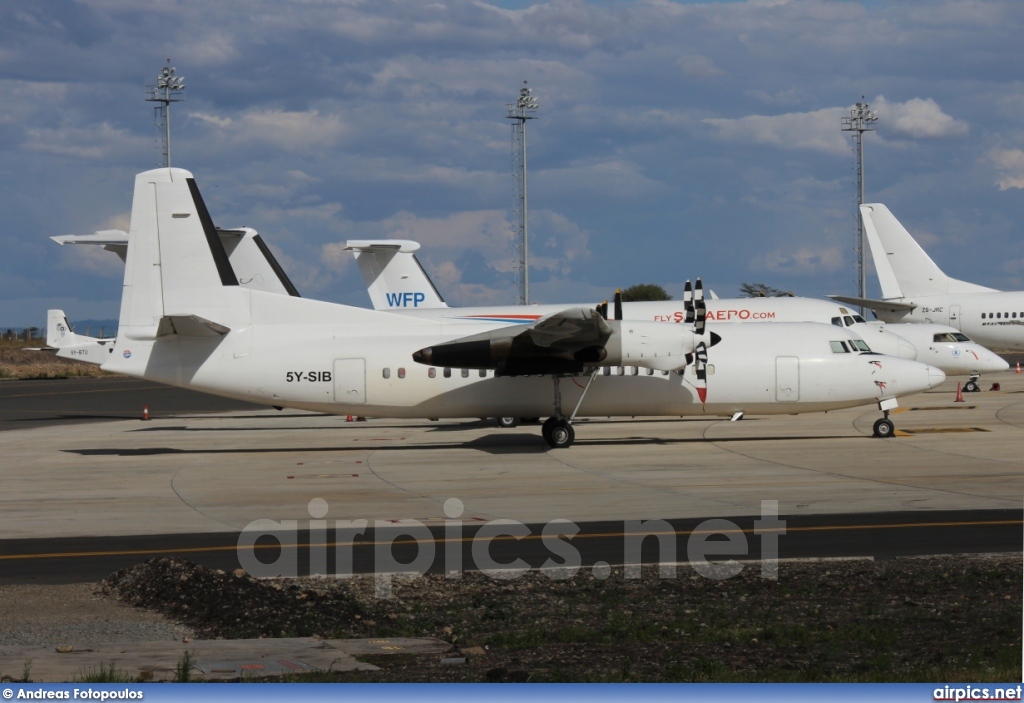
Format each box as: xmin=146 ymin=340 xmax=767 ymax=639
xmin=907 ymin=406 xmax=976 ymax=411
xmin=1 ymin=386 xmax=171 ymax=400
xmin=1 ymin=519 xmax=1019 ymax=562
xmin=898 ymin=427 xmax=991 ymax=435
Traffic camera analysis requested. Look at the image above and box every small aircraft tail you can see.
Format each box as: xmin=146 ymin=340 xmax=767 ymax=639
xmin=344 ymin=240 xmax=448 ymax=310
xmin=45 ymin=309 xmax=115 ymax=364
xmin=861 ymin=204 xmax=995 ymax=298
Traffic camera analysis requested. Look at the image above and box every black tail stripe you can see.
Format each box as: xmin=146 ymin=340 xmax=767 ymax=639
xmin=252 ymin=234 xmax=301 ymax=297
xmin=187 ymin=178 xmax=239 ymax=287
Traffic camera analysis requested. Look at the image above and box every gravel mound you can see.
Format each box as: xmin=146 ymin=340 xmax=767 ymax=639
xmin=101 ymin=558 xmax=365 ymax=639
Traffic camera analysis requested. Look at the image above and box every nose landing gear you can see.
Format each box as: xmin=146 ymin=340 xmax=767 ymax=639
xmin=872 ymin=415 xmax=895 ymax=438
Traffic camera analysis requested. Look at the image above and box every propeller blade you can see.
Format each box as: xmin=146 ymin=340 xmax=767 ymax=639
xmin=683 ymin=280 xmax=694 ymax=323
xmin=694 ymin=298 xmax=706 ymax=336
xmin=694 ymin=277 xmax=704 ymax=302
xmin=614 ymin=289 xmax=623 ymax=321
xmin=693 ymin=341 xmax=708 ymax=403
xmin=598 ymin=301 xmax=608 ymax=319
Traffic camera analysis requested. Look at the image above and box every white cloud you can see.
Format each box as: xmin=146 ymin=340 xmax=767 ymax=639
xmin=704 ymin=107 xmax=850 ymax=155
xmin=676 ymin=55 xmax=723 ymax=78
xmin=23 ymin=122 xmax=146 ymax=160
xmin=752 ymin=246 xmax=845 ymax=275
xmin=872 ymin=96 xmax=968 ymax=139
xmin=989 ymin=148 xmax=1024 ymax=190
xmin=189 ymin=109 xmax=347 ymax=152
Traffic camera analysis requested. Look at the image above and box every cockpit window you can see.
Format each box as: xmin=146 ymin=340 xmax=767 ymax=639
xmin=952 ymin=333 xmax=971 ymax=342
xmin=843 ymin=316 xmax=855 ymax=326
xmin=933 ymin=332 xmax=958 ymax=343
xmin=851 ymin=339 xmax=871 ymax=352
xmin=853 ymin=315 xmax=867 ymax=323
xmin=831 ymin=317 xmax=843 ymax=327
xmin=830 ymin=341 xmax=849 ymax=353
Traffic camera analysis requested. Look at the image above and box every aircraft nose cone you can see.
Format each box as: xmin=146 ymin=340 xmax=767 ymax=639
xmin=989 ymin=354 xmax=1011 ymax=373
xmin=926 ymin=364 xmax=946 ymax=389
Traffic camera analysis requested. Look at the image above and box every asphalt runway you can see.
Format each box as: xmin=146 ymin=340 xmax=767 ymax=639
xmin=0 ymin=377 xmax=262 ymax=431
xmin=0 ymin=509 xmax=1019 ymax=585
xmin=1 ymin=372 xmax=1022 ymax=585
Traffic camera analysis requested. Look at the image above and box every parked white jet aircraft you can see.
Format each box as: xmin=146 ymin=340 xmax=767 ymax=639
xmin=830 ymin=204 xmax=1024 ymax=354
xmin=342 ymin=240 xmax=1007 ymax=381
xmin=53 ymin=167 xmax=944 ymax=446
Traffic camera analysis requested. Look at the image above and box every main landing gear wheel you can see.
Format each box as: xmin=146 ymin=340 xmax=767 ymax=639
xmin=872 ymin=418 xmax=895 ymax=438
xmin=496 ymin=416 xmax=519 ymax=428
xmin=963 ymin=380 xmax=980 ymax=393
xmin=543 ymin=418 xmax=575 ymax=449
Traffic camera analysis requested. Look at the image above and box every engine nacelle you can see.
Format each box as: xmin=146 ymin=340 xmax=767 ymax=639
xmin=602 ymin=321 xmax=694 ymax=371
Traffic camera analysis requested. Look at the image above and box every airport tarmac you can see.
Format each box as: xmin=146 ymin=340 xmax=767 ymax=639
xmin=1 ymin=371 xmax=1022 ymax=543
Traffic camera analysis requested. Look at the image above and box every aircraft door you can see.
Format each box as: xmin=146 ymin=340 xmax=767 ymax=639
xmin=949 ymin=305 xmax=961 ymax=330
xmin=775 ymin=356 xmax=800 ymax=402
xmin=333 ymin=358 xmax=366 ymax=404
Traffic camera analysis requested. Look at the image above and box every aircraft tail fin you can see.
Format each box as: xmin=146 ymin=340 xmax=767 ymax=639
xmin=46 ymin=310 xmax=96 ymax=348
xmin=113 ymin=168 xmax=249 ymax=344
xmin=344 ymin=240 xmax=448 ymax=310
xmin=861 ymin=204 xmax=996 ymax=298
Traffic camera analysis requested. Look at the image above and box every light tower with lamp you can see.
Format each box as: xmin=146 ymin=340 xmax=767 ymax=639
xmin=841 ymin=99 xmax=878 ymax=312
xmin=145 ymin=61 xmax=186 ymax=168
xmin=506 ymin=81 xmax=539 ymax=305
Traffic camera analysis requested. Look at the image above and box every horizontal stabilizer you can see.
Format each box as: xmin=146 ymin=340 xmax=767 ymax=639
xmin=344 ymin=240 xmax=421 ymax=253
xmin=51 ymin=230 xmax=129 ymax=262
xmin=157 ymin=315 xmax=231 ymax=338
xmin=827 ymin=295 xmax=916 ymax=313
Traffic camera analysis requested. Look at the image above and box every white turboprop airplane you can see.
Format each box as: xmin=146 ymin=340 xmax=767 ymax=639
xmin=341 ymin=240 xmax=1007 ymax=382
xmin=831 ymin=204 xmax=1024 ymax=356
xmin=53 ymin=228 xmax=1005 ymax=382
xmin=51 ymin=167 xmax=945 ymax=446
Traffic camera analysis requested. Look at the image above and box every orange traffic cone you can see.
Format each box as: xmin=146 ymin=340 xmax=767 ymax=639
xmin=954 ymin=382 xmax=965 ymax=403
xmin=142 ymin=404 xmax=150 ymax=421
xmin=346 ymin=415 xmax=354 ymax=422
xmin=1016 ymin=362 xmax=1021 ymax=374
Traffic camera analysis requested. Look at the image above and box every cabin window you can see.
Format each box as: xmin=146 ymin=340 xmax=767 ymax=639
xmin=428 ymin=368 xmax=436 ymax=378
xmin=443 ymin=367 xmax=452 ymax=378
xmin=398 ymin=368 xmax=406 ymax=379
xmin=617 ymin=366 xmax=625 ymax=376
xmin=830 ymin=341 xmax=848 ymax=353
xmin=997 ymin=312 xmax=1002 ymax=319
xmin=662 ymin=370 xmax=670 ymax=376
xmin=382 ymin=368 xmax=391 ymax=379
xmin=461 ymin=368 xmax=469 ymax=378
xmin=479 ymin=369 xmax=487 ymax=377
xmin=630 ymin=366 xmax=639 ymax=376
xmin=646 ymin=368 xmax=654 ymax=376
xmin=981 ymin=313 xmax=986 ymax=319
xmin=1014 ymin=312 xmax=1018 ymax=319
xmin=603 ymin=367 xmax=611 ymax=376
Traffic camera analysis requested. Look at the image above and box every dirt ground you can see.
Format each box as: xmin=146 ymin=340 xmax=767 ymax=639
xmin=94 ymin=554 xmax=1023 ymax=682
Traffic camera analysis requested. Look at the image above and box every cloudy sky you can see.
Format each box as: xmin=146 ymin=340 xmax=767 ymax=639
xmin=2 ymin=0 xmax=1023 ymax=327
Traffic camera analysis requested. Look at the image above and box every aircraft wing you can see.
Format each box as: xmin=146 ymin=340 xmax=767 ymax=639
xmin=827 ymin=295 xmax=917 ymax=313
xmin=414 ymin=307 xmax=614 ymax=375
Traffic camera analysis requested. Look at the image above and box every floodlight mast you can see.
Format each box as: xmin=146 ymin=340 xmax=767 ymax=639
xmin=841 ymin=99 xmax=878 ymax=314
xmin=506 ymin=81 xmax=539 ymax=305
xmin=145 ymin=61 xmax=186 ymax=168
